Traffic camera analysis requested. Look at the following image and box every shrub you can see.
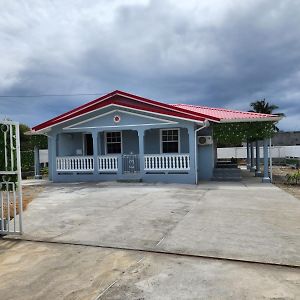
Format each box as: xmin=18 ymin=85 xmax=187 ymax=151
xmin=286 ymin=170 xmax=300 ymax=185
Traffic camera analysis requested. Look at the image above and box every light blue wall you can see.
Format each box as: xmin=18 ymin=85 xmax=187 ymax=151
xmin=58 ymin=133 xmax=83 ymax=156
xmin=122 ymin=130 xmax=139 ymax=154
xmin=180 ymin=128 xmax=189 ymax=153
xmin=144 ymin=129 xmax=160 ymax=154
xmin=144 ymin=128 xmax=189 ymax=154
xmin=197 ymin=127 xmax=215 ymax=180
xmin=47 ymin=104 xmax=205 ymax=184
xmin=66 ymin=107 xmax=174 ymax=129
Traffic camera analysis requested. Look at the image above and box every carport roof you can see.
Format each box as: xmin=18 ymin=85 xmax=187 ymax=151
xmin=32 ymin=90 xmax=281 ymax=132
xmin=172 ymin=104 xmax=281 ymax=123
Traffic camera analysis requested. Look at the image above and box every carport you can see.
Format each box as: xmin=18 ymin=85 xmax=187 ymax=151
xmin=213 ymin=121 xmax=277 ymax=182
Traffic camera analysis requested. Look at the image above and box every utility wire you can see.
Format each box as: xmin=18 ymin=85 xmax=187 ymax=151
xmin=0 ymin=93 xmax=104 ymax=98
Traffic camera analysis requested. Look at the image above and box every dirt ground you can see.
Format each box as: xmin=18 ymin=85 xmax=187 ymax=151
xmin=272 ymin=166 xmax=300 ymax=201
xmin=2 ymin=185 xmax=43 ymax=220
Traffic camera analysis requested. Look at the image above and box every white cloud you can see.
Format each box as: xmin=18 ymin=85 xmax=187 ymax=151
xmin=0 ymin=0 xmax=299 ymax=131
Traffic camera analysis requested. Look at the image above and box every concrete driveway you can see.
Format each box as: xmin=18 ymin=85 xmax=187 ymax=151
xmin=19 ymin=178 xmax=300 ymax=266
xmin=1 ymin=176 xmax=300 ymax=299
xmin=1 ymin=239 xmax=299 ymax=300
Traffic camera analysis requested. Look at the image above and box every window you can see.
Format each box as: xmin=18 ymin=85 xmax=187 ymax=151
xmin=161 ymin=129 xmax=179 ymax=153
xmin=106 ymin=131 xmax=122 ymax=154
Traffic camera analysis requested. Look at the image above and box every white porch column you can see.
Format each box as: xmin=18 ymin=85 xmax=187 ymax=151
xmin=92 ymin=131 xmax=98 ymax=174
xmin=138 ymin=129 xmax=145 ymax=175
xmin=255 ymin=140 xmax=262 ymax=177
xmin=262 ymin=138 xmax=271 ymax=183
xmin=250 ymin=142 xmax=255 ymax=172
xmin=246 ymin=142 xmax=251 ymax=170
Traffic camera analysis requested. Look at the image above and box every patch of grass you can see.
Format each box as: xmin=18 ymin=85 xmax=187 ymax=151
xmin=272 ymin=166 xmax=300 ymax=201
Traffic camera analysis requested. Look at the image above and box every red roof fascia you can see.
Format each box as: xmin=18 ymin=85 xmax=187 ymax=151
xmin=32 ymin=90 xmax=220 ymax=132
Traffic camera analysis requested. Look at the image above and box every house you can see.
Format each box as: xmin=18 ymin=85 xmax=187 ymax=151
xmin=32 ymin=90 xmax=280 ymax=184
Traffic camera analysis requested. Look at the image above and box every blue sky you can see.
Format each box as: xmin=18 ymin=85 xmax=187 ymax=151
xmin=0 ymin=0 xmax=299 ymax=130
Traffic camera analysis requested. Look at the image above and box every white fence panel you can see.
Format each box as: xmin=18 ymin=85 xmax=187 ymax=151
xmin=217 ymin=145 xmax=300 ymax=159
xmin=56 ymin=156 xmax=94 ymax=172
xmin=98 ymin=156 xmax=118 ymax=172
xmin=144 ymin=154 xmax=190 ymax=171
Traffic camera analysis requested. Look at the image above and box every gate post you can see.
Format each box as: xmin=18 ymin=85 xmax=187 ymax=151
xmin=0 ymin=121 xmax=23 ymax=235
xmin=34 ymin=146 xmax=42 ymax=179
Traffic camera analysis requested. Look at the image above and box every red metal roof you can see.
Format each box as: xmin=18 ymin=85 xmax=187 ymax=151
xmin=32 ymin=90 xmax=280 ymax=132
xmin=172 ymin=104 xmax=279 ymax=122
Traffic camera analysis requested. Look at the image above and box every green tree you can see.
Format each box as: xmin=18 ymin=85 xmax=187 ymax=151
xmin=249 ymin=99 xmax=284 ymax=131
xmin=19 ymin=123 xmax=47 ymax=151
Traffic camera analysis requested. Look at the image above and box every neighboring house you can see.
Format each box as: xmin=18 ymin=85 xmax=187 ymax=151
xmin=31 ymin=90 xmax=280 ymax=184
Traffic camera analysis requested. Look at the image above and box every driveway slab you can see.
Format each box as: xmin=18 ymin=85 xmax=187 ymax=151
xmin=0 ymin=239 xmax=143 ymax=300
xmin=1 ymin=240 xmax=299 ymax=300
xmin=157 ymin=185 xmax=300 ymax=266
xmin=17 ymin=179 xmax=300 ymax=266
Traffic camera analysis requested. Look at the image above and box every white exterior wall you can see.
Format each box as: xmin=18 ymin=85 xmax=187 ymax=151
xmin=217 ymin=145 xmax=300 ymax=159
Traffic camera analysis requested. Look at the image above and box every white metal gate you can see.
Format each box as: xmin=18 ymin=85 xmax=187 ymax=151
xmin=122 ymin=154 xmax=140 ymax=174
xmin=0 ymin=121 xmax=23 ymax=235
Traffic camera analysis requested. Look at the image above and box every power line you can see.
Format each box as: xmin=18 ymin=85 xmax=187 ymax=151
xmin=0 ymin=93 xmax=104 ymax=98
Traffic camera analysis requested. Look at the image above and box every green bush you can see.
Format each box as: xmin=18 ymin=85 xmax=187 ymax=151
xmin=286 ymin=170 xmax=300 ymax=185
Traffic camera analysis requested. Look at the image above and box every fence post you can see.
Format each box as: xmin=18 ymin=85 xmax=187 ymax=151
xmin=34 ymin=146 xmax=42 ymax=179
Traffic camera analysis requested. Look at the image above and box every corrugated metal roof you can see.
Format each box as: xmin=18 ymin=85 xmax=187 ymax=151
xmin=32 ymin=90 xmax=281 ymax=132
xmin=172 ymin=104 xmax=278 ymax=121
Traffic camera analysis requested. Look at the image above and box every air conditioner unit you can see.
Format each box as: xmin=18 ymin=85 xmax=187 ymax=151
xmin=198 ymin=136 xmax=213 ymax=145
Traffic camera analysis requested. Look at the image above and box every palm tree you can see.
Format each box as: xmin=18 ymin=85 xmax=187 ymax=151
xmin=249 ymin=99 xmax=284 ymax=116
xmin=249 ymin=99 xmax=285 ymax=131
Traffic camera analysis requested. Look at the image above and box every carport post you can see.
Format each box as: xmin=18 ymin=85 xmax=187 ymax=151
xmin=255 ymin=141 xmax=262 ymax=177
xmin=246 ymin=142 xmax=250 ymax=170
xmin=262 ymin=138 xmax=271 ymax=183
xmin=250 ymin=142 xmax=256 ymax=172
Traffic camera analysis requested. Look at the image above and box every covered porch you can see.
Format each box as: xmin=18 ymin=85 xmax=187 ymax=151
xmin=50 ymin=126 xmax=196 ymax=183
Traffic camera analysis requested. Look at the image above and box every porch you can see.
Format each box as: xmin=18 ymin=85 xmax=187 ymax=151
xmin=50 ymin=127 xmax=196 ymax=183
xmin=56 ymin=154 xmax=190 ymax=174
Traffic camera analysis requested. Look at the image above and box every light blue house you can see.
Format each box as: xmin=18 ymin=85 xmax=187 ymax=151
xmin=32 ymin=90 xmax=280 ymax=184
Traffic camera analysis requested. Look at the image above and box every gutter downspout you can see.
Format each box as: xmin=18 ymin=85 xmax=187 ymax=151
xmin=194 ymin=120 xmax=210 ymax=184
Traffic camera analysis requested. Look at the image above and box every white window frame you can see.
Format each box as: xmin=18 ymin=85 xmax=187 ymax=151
xmin=160 ymin=128 xmax=180 ymax=154
xmin=105 ymin=131 xmax=123 ymax=155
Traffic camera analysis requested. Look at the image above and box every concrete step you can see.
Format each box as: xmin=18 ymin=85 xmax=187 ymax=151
xmin=213 ymin=168 xmax=242 ymax=181
xmin=212 ymin=177 xmax=242 ymax=181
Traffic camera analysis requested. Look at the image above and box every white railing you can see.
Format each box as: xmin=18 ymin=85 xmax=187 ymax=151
xmin=56 ymin=156 xmax=94 ymax=172
xmin=144 ymin=154 xmax=190 ymax=171
xmin=98 ymin=155 xmax=118 ymax=172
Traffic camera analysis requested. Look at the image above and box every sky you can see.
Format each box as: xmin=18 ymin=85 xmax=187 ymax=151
xmin=0 ymin=0 xmax=299 ymax=131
